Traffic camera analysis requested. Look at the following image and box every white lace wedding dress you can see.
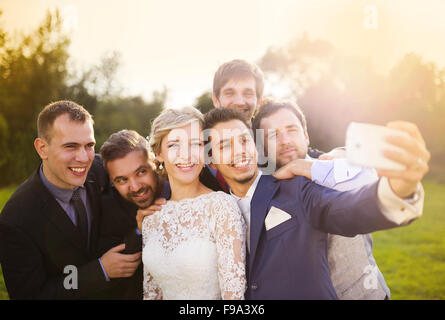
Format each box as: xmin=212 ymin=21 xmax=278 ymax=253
xmin=142 ymin=191 xmax=247 ymax=300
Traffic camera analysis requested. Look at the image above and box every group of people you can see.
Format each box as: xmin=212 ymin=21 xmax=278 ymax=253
xmin=0 ymin=59 xmax=430 ymax=300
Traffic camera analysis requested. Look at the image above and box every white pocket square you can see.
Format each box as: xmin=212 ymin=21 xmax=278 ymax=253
xmin=265 ymin=206 xmax=292 ymax=231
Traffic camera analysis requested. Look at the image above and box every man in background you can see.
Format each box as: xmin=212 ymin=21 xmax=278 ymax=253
xmin=205 ymin=59 xmax=324 ymax=190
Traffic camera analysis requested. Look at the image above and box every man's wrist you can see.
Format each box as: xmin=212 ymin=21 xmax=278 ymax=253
xmin=403 ymin=183 xmax=422 ymax=203
xmin=388 ymin=178 xmax=418 ymax=199
xmin=377 ymin=177 xmax=423 ymax=225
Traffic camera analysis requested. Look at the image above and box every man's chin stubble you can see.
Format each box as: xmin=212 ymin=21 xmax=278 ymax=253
xmin=234 ymin=172 xmax=256 ymax=185
xmin=136 ymin=198 xmax=154 ymax=209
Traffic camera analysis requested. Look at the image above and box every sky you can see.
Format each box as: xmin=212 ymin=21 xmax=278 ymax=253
xmin=1 ymin=0 xmax=445 ymax=108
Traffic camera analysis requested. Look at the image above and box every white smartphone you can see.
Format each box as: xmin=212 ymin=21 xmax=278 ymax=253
xmin=346 ymin=122 xmax=409 ymax=171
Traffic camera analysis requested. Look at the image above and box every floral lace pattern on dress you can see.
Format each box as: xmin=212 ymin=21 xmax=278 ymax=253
xmin=142 ymin=191 xmax=246 ymax=300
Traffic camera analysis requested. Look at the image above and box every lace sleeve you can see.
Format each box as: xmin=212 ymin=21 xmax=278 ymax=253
xmin=212 ymin=193 xmax=247 ymax=300
xmin=142 ymin=216 xmax=163 ymax=300
xmin=143 ymin=264 xmax=163 ymax=300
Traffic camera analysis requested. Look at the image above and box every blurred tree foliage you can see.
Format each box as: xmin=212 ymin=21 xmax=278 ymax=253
xmin=0 ymin=10 xmax=165 ymax=187
xmin=0 ymin=9 xmax=69 ymax=186
xmin=258 ymin=34 xmax=445 ymax=181
xmin=194 ymin=91 xmax=213 ymax=114
xmin=1 ymin=10 xmax=444 ymax=186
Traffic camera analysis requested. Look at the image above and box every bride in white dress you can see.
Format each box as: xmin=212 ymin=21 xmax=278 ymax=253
xmin=142 ymin=107 xmax=246 ymax=300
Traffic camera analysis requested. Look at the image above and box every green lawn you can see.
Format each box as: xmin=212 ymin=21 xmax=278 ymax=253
xmin=372 ymin=180 xmax=445 ymax=299
xmin=0 ymin=181 xmax=444 ymax=300
xmin=0 ymin=185 xmax=15 ymax=300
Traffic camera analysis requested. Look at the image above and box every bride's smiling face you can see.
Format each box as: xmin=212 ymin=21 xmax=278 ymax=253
xmin=156 ymin=120 xmax=204 ymax=185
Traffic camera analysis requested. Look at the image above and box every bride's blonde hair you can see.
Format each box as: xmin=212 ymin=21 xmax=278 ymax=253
xmin=148 ymin=106 xmax=204 ymax=177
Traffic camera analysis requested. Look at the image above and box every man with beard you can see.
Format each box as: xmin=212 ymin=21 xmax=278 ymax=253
xmin=98 ymin=129 xmax=167 ymax=299
xmin=203 ymin=107 xmax=429 ymax=299
xmin=252 ymin=98 xmax=391 ymax=299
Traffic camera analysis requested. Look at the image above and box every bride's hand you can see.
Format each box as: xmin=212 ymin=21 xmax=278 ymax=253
xmin=136 ymin=198 xmax=167 ymax=232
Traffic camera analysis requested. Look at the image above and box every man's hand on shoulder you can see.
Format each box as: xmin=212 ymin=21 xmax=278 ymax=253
xmin=273 ymin=159 xmax=314 ymax=180
xmin=136 ymin=198 xmax=167 ymax=232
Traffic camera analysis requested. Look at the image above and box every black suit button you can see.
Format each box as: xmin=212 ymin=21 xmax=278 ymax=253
xmin=251 ymin=283 xmax=258 ymax=290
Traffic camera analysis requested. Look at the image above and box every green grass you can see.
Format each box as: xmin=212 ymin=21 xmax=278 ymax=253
xmin=372 ymin=180 xmax=445 ymax=300
xmin=0 ymin=181 xmax=444 ymax=300
xmin=0 ymin=185 xmax=15 ymax=300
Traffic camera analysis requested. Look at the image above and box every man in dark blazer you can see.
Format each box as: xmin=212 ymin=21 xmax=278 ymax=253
xmin=0 ymin=101 xmax=141 ymax=299
xmin=98 ymin=129 xmax=166 ymax=299
xmin=203 ymin=108 xmax=429 ymax=299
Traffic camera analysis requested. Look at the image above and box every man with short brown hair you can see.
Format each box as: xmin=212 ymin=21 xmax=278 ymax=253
xmin=203 ymin=107 xmax=428 ymax=299
xmin=205 ymin=60 xmax=323 ymax=191
xmin=253 ymin=97 xmax=391 ymax=299
xmin=0 ymin=101 xmax=141 ymax=299
xmin=212 ymin=59 xmax=264 ymax=121
xmin=98 ymin=129 xmax=170 ymax=299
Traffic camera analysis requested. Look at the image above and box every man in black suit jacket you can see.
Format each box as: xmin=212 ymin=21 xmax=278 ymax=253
xmin=98 ymin=129 xmax=164 ymax=299
xmin=0 ymin=101 xmax=141 ymax=299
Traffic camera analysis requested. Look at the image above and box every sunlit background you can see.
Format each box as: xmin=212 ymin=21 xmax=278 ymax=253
xmin=2 ymin=0 xmax=445 ymax=106
xmin=1 ymin=0 xmax=445 ymax=300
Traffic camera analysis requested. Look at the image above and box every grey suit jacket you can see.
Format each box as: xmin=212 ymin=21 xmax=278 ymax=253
xmin=312 ymin=159 xmax=390 ymax=299
xmin=328 ymin=234 xmax=389 ymax=299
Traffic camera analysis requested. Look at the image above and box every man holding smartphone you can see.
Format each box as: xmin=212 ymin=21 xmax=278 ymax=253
xmin=253 ymin=98 xmax=393 ymax=299
xmin=203 ymin=107 xmax=428 ymax=299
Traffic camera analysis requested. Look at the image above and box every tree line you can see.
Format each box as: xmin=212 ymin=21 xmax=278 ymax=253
xmin=0 ymin=10 xmax=166 ymax=187
xmin=1 ymin=11 xmax=444 ymax=188
xmin=257 ymin=33 xmax=445 ymax=181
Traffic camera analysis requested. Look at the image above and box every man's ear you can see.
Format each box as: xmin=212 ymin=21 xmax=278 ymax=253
xmin=257 ymin=96 xmax=263 ymax=109
xmin=212 ymin=93 xmax=221 ymax=108
xmin=34 ymin=138 xmax=48 ymax=160
xmin=305 ymin=132 xmax=310 ymax=147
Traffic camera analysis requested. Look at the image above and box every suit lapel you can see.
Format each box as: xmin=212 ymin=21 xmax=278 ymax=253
xmin=31 ymin=168 xmax=85 ymax=252
xmin=41 ymin=195 xmax=85 ymax=252
xmin=249 ymin=175 xmax=279 ymax=271
xmin=85 ymin=169 xmax=102 ymax=256
xmin=34 ymin=166 xmax=99 ymax=254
